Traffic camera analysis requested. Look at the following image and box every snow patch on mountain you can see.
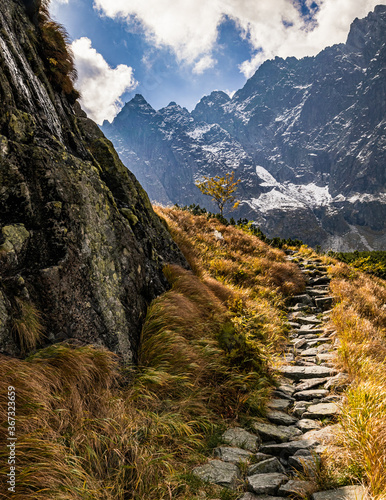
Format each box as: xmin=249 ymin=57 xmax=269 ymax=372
xmin=254 ymin=165 xmax=332 ymax=212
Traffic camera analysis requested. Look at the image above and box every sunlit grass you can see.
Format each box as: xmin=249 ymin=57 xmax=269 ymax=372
xmin=0 ymin=208 xmax=307 ymax=499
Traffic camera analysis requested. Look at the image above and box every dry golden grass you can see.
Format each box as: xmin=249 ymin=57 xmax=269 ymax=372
xmin=328 ymin=262 xmax=386 ymax=498
xmin=12 ymin=298 xmax=44 ymax=354
xmin=0 ymin=208 xmax=307 ymax=499
xmin=156 ymin=208 xmax=305 ymax=298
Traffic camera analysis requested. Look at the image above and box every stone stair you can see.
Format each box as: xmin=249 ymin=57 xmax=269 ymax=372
xmin=193 ymin=251 xmax=367 ymax=500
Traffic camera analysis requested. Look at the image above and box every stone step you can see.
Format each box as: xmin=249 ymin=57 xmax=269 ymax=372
xmin=247 ymin=457 xmax=286 ymax=475
xmin=266 ymin=410 xmax=298 ymax=426
xmin=192 ymin=460 xmax=239 ymax=489
xmin=294 ymin=389 xmax=329 ymax=400
xmin=252 ymin=421 xmax=302 ymax=443
xmin=267 ymin=399 xmax=291 ymax=411
xmin=315 ymin=297 xmax=334 ymax=310
xmin=302 ymin=403 xmax=340 ymax=419
xmin=213 ymin=446 xmax=253 ymax=463
xmin=295 ymin=316 xmax=323 ymax=326
xmin=222 ymin=427 xmax=260 ymax=451
xmin=260 ymin=439 xmax=318 ymax=458
xmin=312 ymin=485 xmax=367 ymax=500
xmin=247 ymin=473 xmax=288 ymax=496
xmin=306 ymin=289 xmax=330 ymax=297
xmin=280 ymin=365 xmax=337 ymax=380
xmin=309 ymin=276 xmax=331 ymax=286
xmin=296 ymin=378 xmax=331 ymax=391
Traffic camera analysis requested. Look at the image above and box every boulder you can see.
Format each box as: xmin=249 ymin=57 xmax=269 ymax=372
xmin=247 ymin=473 xmax=288 ymax=495
xmin=222 ymin=427 xmax=261 ymax=452
xmin=192 ymin=460 xmax=239 ymax=489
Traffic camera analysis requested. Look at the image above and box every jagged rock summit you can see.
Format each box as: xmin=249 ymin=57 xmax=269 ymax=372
xmin=103 ymin=5 xmax=386 ymax=251
xmin=0 ymin=0 xmax=187 ymax=360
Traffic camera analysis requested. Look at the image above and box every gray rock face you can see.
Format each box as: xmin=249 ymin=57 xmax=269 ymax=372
xmin=222 ymin=427 xmax=261 ymax=451
xmin=247 ymin=473 xmax=288 ymax=495
xmin=192 ymin=460 xmax=240 ymax=489
xmin=103 ymin=7 xmax=386 ymax=251
xmin=0 ymin=0 xmax=187 ymax=360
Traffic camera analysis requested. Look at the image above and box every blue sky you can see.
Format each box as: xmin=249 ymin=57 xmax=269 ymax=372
xmin=50 ymin=0 xmax=385 ymax=124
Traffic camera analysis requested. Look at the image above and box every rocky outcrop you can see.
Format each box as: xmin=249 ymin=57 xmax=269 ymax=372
xmin=103 ymin=6 xmax=386 ymax=251
xmin=0 ymin=0 xmax=187 ymax=361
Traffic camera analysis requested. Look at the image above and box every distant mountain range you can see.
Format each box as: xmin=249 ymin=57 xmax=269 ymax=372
xmin=102 ymin=5 xmax=386 ymax=251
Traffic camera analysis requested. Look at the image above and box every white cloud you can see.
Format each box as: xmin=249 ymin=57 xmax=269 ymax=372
xmin=93 ymin=0 xmax=385 ymax=78
xmin=193 ymin=55 xmax=216 ymax=74
xmin=71 ymin=37 xmax=137 ymax=124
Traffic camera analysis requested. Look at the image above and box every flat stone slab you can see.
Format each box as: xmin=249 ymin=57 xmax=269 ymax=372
xmin=213 ymin=446 xmax=252 ymax=463
xmin=303 ymin=403 xmax=340 ymax=419
xmin=266 ymin=410 xmax=297 ymax=426
xmin=316 ymin=353 xmax=335 ymax=364
xmin=302 ymin=425 xmax=340 ymax=445
xmin=296 ymin=378 xmax=330 ymax=391
xmin=297 ymin=419 xmax=322 ymax=431
xmin=248 ymin=457 xmax=285 ymax=475
xmin=277 ymin=382 xmax=296 ymax=396
xmin=247 ymin=473 xmax=288 ymax=495
xmin=300 ymin=348 xmax=318 ymax=357
xmin=296 ymin=317 xmax=323 ymax=326
xmin=312 ymin=485 xmax=367 ymax=500
xmin=307 ymin=289 xmax=329 ymax=297
xmin=280 ymin=366 xmax=336 ymax=380
xmin=260 ymin=439 xmax=317 ymax=458
xmin=192 ymin=460 xmax=239 ymax=488
xmin=294 ymin=389 xmax=329 ymax=400
xmin=288 ymin=454 xmax=320 ymax=472
xmin=222 ymin=427 xmax=260 ymax=451
xmin=297 ymin=328 xmax=325 ymax=335
xmin=279 ymin=480 xmax=315 ymax=496
xmin=267 ymin=398 xmax=291 ymax=411
xmin=252 ymin=421 xmax=302 ymax=442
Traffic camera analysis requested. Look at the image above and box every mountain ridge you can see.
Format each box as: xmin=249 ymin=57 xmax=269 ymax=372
xmin=102 ymin=5 xmax=386 ymax=251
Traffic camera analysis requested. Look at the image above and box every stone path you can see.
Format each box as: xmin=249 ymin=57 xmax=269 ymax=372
xmin=193 ymin=251 xmax=366 ymax=499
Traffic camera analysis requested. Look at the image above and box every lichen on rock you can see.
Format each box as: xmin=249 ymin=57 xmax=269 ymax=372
xmin=0 ymin=0 xmax=187 ymax=361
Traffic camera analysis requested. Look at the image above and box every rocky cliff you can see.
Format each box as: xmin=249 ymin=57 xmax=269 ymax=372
xmin=103 ymin=6 xmax=386 ymax=251
xmin=0 ymin=0 xmax=186 ymax=361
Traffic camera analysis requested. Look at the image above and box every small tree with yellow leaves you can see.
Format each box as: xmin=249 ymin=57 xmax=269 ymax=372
xmin=195 ymin=172 xmax=241 ymax=216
